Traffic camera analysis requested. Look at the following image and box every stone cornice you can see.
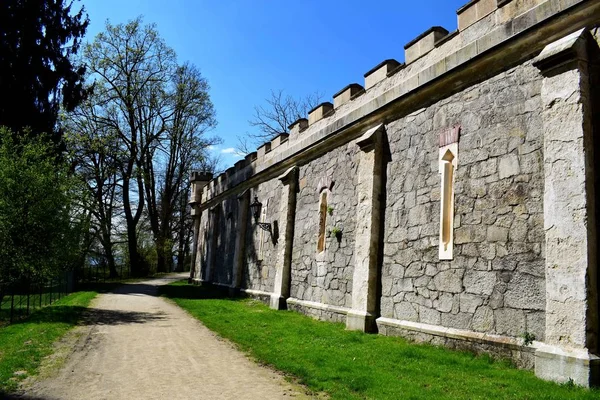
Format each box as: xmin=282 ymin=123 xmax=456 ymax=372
xmin=533 ymin=28 xmax=589 ymax=73
xmin=356 ymin=124 xmax=385 ymax=152
xmin=277 ymin=166 xmax=299 ymax=185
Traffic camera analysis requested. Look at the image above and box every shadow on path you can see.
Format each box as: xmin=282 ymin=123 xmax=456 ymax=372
xmin=2 ymin=393 xmax=52 ymax=400
xmin=7 ymin=282 xmax=176 ymax=329
xmin=157 ymin=282 xmax=242 ymax=301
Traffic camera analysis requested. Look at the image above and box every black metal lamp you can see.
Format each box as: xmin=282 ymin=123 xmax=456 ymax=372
xmin=250 ymin=196 xmax=272 ymax=232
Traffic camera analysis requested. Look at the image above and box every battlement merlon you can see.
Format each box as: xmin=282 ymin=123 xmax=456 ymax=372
xmin=189 ymin=171 xmax=213 ymax=206
xmin=308 ymin=102 xmax=334 ymax=125
xmin=199 ymin=0 xmax=599 ymax=209
xmin=333 ymin=84 xmax=365 ymax=109
xmin=288 ymin=118 xmax=308 ymax=136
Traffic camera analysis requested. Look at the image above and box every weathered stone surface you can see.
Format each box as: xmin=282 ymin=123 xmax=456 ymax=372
xmin=495 ymin=308 xmax=526 ymax=337
xmin=419 ymin=305 xmax=442 ymax=325
xmin=504 ymin=273 xmax=545 ymax=310
xmin=395 ymin=302 xmax=419 ymax=322
xmin=459 ymin=293 xmax=484 ymax=313
xmin=379 ymin=61 xmax=546 ymax=337
xmin=290 ymin=142 xmax=359 ymax=308
xmin=487 ymin=226 xmax=508 ymax=242
xmin=433 ymin=269 xmax=464 ymax=293
xmin=441 ymin=312 xmax=472 ymax=330
xmin=463 ymin=270 xmax=496 ymax=296
xmin=498 ymin=154 xmax=521 ymax=179
xmin=472 ymin=306 xmax=494 ymax=332
xmin=527 ymin=311 xmax=546 ymax=341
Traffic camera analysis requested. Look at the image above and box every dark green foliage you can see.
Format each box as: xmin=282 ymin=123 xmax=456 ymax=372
xmin=0 ymin=127 xmax=81 ymax=287
xmin=0 ymin=0 xmax=89 ymax=143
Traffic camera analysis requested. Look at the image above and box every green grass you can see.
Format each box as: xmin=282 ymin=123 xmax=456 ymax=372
xmin=0 ymin=290 xmax=98 ymax=394
xmin=0 ymin=285 xmax=71 ymax=326
xmin=161 ymin=281 xmax=600 ymax=400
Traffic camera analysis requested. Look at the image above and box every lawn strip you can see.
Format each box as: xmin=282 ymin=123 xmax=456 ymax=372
xmin=0 ymin=290 xmax=98 ymax=393
xmin=162 ymin=281 xmax=600 ymax=400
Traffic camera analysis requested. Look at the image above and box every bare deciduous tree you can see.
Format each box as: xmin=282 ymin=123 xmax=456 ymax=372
xmin=239 ymin=90 xmax=321 ymax=153
xmin=143 ymin=63 xmax=218 ymax=273
xmin=75 ymin=17 xmax=219 ymax=276
xmin=64 ymin=101 xmax=122 ymax=278
xmin=83 ymin=17 xmax=177 ymax=276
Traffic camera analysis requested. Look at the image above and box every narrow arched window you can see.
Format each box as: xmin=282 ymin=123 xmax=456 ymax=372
xmin=317 ymin=191 xmax=328 ymax=253
xmin=439 ymin=144 xmax=458 ymax=260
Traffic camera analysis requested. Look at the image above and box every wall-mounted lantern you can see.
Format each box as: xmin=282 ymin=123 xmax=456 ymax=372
xmin=250 ymin=196 xmax=278 ymax=244
xmin=250 ymin=196 xmax=272 ymax=233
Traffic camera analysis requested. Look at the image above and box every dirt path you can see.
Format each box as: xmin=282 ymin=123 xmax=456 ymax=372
xmin=17 ymin=274 xmax=309 ymax=400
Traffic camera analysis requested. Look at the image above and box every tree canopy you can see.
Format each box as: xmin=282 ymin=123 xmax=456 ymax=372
xmin=0 ymin=127 xmax=81 ymax=288
xmin=0 ymin=0 xmax=89 ymax=142
xmin=65 ymin=17 xmax=218 ymax=276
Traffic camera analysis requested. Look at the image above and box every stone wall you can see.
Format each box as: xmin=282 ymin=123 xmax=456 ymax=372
xmin=290 ymin=143 xmax=360 ymax=309
xmin=193 ymin=207 xmax=210 ymax=281
xmin=189 ymin=0 xmax=600 ymax=387
xmin=381 ymin=60 xmax=546 ymax=340
xmin=212 ymin=196 xmax=239 ymax=285
xmin=242 ymin=179 xmax=282 ymax=293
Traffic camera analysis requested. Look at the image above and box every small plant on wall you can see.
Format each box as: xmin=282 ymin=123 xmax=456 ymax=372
xmin=521 ymin=331 xmax=536 ymax=346
xmin=327 ymin=205 xmax=334 ymax=216
xmin=331 ymin=226 xmax=342 ymax=241
xmin=327 ymin=226 xmax=343 ymax=242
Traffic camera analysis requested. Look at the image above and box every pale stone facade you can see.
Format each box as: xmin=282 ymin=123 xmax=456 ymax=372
xmin=189 ymin=0 xmax=600 ymax=387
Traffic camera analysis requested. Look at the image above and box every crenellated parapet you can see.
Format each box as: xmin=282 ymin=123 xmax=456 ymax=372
xmin=199 ymin=0 xmax=597 ymax=211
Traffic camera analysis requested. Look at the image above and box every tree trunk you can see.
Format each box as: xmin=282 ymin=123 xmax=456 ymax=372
xmin=156 ymin=236 xmax=167 ymax=273
xmin=122 ymin=162 xmax=145 ymax=277
xmin=106 ymin=246 xmax=118 ymax=278
xmin=127 ymin=224 xmax=143 ymax=277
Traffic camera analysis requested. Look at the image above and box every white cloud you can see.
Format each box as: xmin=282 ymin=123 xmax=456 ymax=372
xmin=221 ymin=147 xmax=246 ymax=158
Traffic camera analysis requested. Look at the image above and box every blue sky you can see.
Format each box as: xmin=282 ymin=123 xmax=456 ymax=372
xmin=82 ymin=0 xmax=466 ymax=169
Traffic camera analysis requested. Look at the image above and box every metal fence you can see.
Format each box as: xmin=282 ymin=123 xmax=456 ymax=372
xmin=0 ymin=272 xmax=72 ymax=325
xmin=77 ymin=264 xmax=131 ymax=283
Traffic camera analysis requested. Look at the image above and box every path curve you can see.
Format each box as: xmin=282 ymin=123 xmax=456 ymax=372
xmin=18 ymin=274 xmax=308 ymax=400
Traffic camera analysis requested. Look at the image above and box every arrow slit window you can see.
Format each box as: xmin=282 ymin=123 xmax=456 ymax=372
xmin=438 ymin=126 xmax=460 ymax=260
xmin=317 ymin=191 xmax=328 ymax=253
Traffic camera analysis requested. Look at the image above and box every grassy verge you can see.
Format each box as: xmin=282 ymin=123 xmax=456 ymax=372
xmin=161 ymin=281 xmax=600 ymax=400
xmin=0 ymin=290 xmax=98 ymax=393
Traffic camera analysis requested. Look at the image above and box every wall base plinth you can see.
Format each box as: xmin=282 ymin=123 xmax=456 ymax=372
xmin=270 ymin=295 xmax=288 ymax=310
xmin=535 ymin=345 xmax=600 ymax=387
xmin=346 ymin=310 xmax=377 ymax=333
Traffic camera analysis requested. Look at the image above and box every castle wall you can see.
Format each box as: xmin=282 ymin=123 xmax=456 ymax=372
xmin=189 ymin=0 xmax=600 ymax=387
xmin=381 ymin=60 xmax=546 ymax=342
xmin=209 ymin=197 xmax=236 ymax=285
xmin=290 ymin=143 xmax=360 ymax=311
xmin=242 ymin=179 xmax=282 ymax=294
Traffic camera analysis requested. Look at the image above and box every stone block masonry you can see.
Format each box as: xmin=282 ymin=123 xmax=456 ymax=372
xmin=190 ymin=0 xmax=600 ymax=387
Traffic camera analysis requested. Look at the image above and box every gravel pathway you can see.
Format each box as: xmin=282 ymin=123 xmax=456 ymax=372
xmin=17 ymin=274 xmax=309 ymax=400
